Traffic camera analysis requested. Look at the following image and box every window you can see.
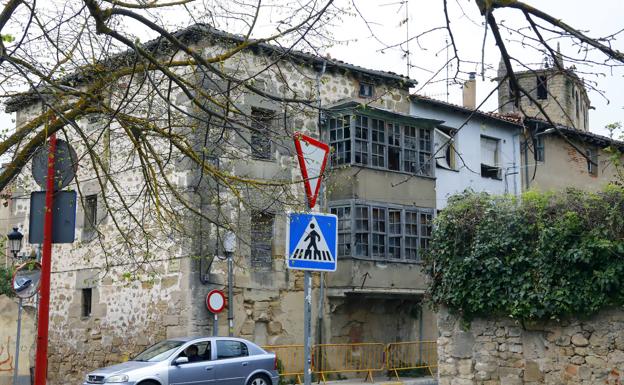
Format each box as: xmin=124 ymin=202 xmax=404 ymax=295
xmin=387 ymin=123 xmax=401 ymax=171
xmin=354 ymin=205 xmax=369 ymax=257
xmin=250 ymin=108 xmax=274 ymax=160
xmin=480 ymin=136 xmax=501 ymax=179
xmin=371 ymin=207 xmax=386 ymax=258
xmin=332 ymin=206 xmax=352 ymax=257
xmin=251 ymin=211 xmax=274 ymax=269
xmin=178 ymin=341 xmax=212 ymax=362
xmin=388 ymin=210 xmax=401 ymax=259
xmin=537 ymin=76 xmax=548 ymax=100
xmin=216 ymin=340 xmax=248 ymax=359
xmin=434 ymin=128 xmax=456 ymax=170
xmin=329 ymin=116 xmax=351 ymax=165
xmin=404 ymin=211 xmax=419 ymax=260
xmin=420 ymin=213 xmax=433 ymax=252
xmin=82 ymin=288 xmax=92 ymax=317
xmin=327 ymin=114 xmax=434 ymax=176
xmin=419 ymin=128 xmax=432 ymax=175
xmin=535 ymin=136 xmax=545 ymax=162
xmin=354 ymin=116 xmax=369 ymax=165
xmin=403 ymin=126 xmax=418 ymax=174
xmin=331 ymin=201 xmax=433 ymax=262
xmin=359 ymin=82 xmax=374 ymax=98
xmin=84 ymin=194 xmax=97 ymax=238
xmin=371 ymin=119 xmax=385 ymax=167
xmin=586 ymin=148 xmax=598 ymax=176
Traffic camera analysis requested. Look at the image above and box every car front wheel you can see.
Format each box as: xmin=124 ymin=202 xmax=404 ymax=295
xmin=248 ymin=374 xmax=270 ymax=385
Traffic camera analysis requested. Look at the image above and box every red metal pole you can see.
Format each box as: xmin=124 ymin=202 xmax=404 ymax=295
xmin=34 ymin=132 xmax=56 ymax=385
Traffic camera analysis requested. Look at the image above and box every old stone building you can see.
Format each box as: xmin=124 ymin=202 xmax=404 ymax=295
xmin=496 ymin=53 xmax=590 ymax=131
xmin=494 ymin=54 xmax=624 ymax=191
xmin=4 ymin=24 xmax=438 ymax=383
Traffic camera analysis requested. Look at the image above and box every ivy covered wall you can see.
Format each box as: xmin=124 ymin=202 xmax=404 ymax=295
xmin=424 ymin=188 xmax=624 ymax=322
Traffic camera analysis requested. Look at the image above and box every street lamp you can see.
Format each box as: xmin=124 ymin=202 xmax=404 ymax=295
xmin=7 ymin=227 xmax=23 ymax=259
xmin=223 ymin=231 xmax=236 ymax=337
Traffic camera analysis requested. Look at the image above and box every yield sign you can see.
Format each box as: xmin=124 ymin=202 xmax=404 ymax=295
xmin=293 ymin=132 xmax=330 ymax=209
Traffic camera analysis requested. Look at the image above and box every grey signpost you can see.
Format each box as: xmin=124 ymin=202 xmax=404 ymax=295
xmin=11 ymin=261 xmax=42 ymax=385
xmin=290 ymin=133 xmax=333 ymax=385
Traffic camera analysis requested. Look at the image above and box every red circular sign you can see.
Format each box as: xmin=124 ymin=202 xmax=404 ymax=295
xmin=206 ymin=290 xmax=226 ymax=313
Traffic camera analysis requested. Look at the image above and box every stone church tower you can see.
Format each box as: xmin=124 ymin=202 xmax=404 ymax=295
xmin=496 ymin=50 xmax=591 ymax=131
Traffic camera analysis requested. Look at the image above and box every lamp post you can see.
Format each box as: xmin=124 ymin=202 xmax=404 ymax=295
xmin=7 ymin=227 xmax=23 ymax=385
xmin=7 ymin=227 xmax=23 ymax=261
xmin=223 ymin=231 xmax=236 ymax=337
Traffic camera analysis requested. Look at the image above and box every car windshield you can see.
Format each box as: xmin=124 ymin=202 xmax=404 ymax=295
xmin=133 ymin=340 xmax=185 ymax=362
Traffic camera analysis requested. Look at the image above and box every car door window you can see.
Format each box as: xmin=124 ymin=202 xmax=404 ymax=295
xmin=177 ymin=341 xmax=211 ymax=363
xmin=216 ymin=340 xmax=248 ymax=359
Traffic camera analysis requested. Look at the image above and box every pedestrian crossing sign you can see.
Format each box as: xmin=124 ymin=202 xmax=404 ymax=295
xmin=286 ymin=212 xmax=338 ymax=272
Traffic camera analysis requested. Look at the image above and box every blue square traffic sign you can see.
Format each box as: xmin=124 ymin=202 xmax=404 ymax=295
xmin=286 ymin=212 xmax=337 ymax=272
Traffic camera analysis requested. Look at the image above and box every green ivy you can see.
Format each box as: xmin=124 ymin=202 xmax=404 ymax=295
xmin=423 ymin=188 xmax=624 ymax=321
xmin=0 ymin=265 xmax=15 ymax=298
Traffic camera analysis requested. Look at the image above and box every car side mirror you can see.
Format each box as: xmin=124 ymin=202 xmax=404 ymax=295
xmin=173 ymin=357 xmax=189 ymax=365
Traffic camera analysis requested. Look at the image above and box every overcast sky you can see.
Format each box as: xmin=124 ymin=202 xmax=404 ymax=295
xmin=2 ymin=1 xmax=622 ymax=138
xmin=322 ymin=1 xmax=624 ymax=136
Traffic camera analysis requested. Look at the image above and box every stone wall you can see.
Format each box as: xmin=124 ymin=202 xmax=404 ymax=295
xmin=437 ymin=307 xmax=624 ymax=385
xmin=0 ymin=295 xmax=36 ymax=385
xmin=498 ymin=69 xmax=589 ymax=131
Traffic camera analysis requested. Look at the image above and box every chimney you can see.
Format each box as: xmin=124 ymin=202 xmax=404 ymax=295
xmin=463 ymin=72 xmax=476 ymax=110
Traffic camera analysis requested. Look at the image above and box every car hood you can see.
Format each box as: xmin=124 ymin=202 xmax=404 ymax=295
xmin=89 ymin=360 xmax=155 ymax=376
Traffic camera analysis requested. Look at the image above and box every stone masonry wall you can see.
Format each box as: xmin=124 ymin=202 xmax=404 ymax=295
xmin=437 ymin=307 xmax=624 ymax=385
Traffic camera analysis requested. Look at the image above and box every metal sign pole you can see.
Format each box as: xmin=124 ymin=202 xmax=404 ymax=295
xmin=303 ymin=270 xmax=312 ymax=385
xmin=227 ymin=253 xmax=233 ymax=337
xmin=34 ymin=132 xmax=57 ymax=385
xmin=13 ymin=297 xmax=23 ymax=385
xmin=213 ymin=314 xmax=218 ymax=336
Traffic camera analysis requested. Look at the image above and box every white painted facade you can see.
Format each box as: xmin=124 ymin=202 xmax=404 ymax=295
xmin=411 ymin=98 xmax=523 ymax=209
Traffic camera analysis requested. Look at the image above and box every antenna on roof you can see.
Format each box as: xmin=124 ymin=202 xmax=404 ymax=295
xmin=380 ymin=1 xmax=410 ymax=78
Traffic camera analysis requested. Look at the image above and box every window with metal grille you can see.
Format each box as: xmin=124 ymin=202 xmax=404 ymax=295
xmin=250 ymin=108 xmax=274 ymax=160
xmin=250 ymin=211 xmax=274 ymax=269
xmin=83 ymin=194 xmax=97 ymax=239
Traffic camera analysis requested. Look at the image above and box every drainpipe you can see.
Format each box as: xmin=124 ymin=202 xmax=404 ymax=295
xmin=316 ymin=60 xmax=327 ymax=350
xmin=512 ymin=132 xmax=521 ymax=196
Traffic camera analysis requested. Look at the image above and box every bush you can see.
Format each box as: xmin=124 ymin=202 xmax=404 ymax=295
xmin=423 ymin=187 xmax=624 ymax=321
xmin=0 ymin=264 xmax=15 ymax=297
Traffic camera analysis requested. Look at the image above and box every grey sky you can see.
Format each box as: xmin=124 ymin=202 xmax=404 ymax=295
xmin=2 ymin=1 xmax=622 ymax=140
xmin=324 ymin=1 xmax=624 ymax=136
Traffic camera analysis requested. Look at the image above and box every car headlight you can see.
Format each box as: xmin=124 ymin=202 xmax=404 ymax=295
xmin=105 ymin=374 xmax=129 ymax=383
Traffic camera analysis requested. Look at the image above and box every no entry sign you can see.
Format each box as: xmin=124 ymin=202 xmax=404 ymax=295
xmin=206 ymin=290 xmax=226 ymax=313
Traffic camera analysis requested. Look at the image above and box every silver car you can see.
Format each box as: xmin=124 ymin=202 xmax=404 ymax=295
xmin=83 ymin=337 xmax=279 ymax=385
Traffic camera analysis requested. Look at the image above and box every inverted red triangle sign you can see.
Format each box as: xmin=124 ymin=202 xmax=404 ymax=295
xmin=293 ymin=132 xmax=330 ymax=209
